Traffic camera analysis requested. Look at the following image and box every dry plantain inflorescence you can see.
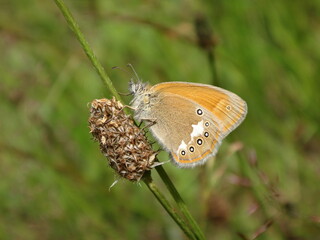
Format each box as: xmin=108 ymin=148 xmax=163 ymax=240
xmin=88 ymin=97 xmax=157 ymax=181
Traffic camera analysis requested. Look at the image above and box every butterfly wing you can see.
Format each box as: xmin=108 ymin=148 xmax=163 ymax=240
xmin=142 ymin=82 xmax=247 ymax=168
xmin=169 ymin=106 xmax=224 ymax=167
xmin=152 ymin=82 xmax=247 ymax=136
xmin=145 ymin=93 xmax=222 ymax=167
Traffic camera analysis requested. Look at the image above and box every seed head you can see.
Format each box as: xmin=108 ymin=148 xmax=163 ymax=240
xmin=89 ymin=97 xmax=156 ymax=181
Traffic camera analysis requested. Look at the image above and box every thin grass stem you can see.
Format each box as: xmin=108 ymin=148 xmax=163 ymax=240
xmin=53 ymin=1 xmax=205 ymax=239
xmin=143 ymin=172 xmax=197 ymax=240
xmin=156 ymin=165 xmax=206 ymax=240
xmin=53 ymin=0 xmax=121 ymax=101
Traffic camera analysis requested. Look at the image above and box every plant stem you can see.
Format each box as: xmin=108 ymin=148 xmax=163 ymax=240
xmin=143 ymin=172 xmax=197 ymax=240
xmin=53 ymin=0 xmax=121 ymax=101
xmin=53 ymin=1 xmax=205 ymax=239
xmin=237 ymin=152 xmax=272 ymax=218
xmin=156 ymin=165 xmax=206 ymax=240
xmin=207 ymin=50 xmax=219 ymax=86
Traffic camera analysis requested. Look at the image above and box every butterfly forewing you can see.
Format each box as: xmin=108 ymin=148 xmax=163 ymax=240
xmin=153 ymin=82 xmax=247 ymax=136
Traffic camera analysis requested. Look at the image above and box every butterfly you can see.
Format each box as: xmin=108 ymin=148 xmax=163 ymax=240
xmin=129 ymin=81 xmax=247 ymax=168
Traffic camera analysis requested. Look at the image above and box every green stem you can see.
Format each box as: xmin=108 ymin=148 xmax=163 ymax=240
xmin=143 ymin=172 xmax=197 ymax=240
xmin=53 ymin=0 xmax=121 ymax=101
xmin=53 ymin=1 xmax=205 ymax=239
xmin=237 ymin=152 xmax=272 ymax=218
xmin=207 ymin=50 xmax=219 ymax=86
xmin=156 ymin=165 xmax=206 ymax=240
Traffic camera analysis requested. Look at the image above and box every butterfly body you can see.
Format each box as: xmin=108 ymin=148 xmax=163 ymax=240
xmin=129 ymin=81 xmax=247 ymax=168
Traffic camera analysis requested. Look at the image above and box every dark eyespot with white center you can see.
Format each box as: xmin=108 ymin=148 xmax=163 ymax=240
xmin=205 ymin=121 xmax=210 ymax=127
xmin=181 ymin=150 xmax=186 ymax=156
xmin=196 ymin=109 xmax=203 ymax=115
xmin=197 ymin=138 xmax=203 ymax=145
xmin=204 ymin=132 xmax=209 ymax=137
xmin=189 ymin=146 xmax=194 ymax=152
xmin=226 ymin=105 xmax=232 ymax=111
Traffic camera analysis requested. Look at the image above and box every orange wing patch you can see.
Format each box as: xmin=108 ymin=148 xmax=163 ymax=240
xmin=153 ymin=82 xmax=247 ymax=136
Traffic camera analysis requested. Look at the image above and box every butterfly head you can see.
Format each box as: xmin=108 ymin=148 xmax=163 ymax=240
xmin=129 ymin=80 xmax=153 ymax=119
xmin=129 ymin=79 xmax=147 ymax=95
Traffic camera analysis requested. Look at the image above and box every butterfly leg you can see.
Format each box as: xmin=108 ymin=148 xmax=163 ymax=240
xmin=117 ymin=91 xmax=131 ymax=96
xmin=122 ymin=105 xmax=136 ymax=111
xmin=139 ymin=118 xmax=157 ymax=130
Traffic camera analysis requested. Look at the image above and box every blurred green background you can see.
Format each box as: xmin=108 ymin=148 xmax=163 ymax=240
xmin=1 ymin=0 xmax=320 ymax=239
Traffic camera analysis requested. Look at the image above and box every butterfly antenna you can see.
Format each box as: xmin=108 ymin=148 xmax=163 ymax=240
xmin=112 ymin=66 xmax=133 ymax=95
xmin=127 ymin=63 xmax=141 ymax=83
xmin=112 ymin=66 xmax=131 ymax=74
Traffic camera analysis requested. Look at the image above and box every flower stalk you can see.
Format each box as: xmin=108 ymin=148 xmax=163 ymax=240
xmin=53 ymin=0 xmax=206 ymax=239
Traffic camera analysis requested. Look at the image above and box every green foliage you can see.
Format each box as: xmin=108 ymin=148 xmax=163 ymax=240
xmin=1 ymin=0 xmax=319 ymax=239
